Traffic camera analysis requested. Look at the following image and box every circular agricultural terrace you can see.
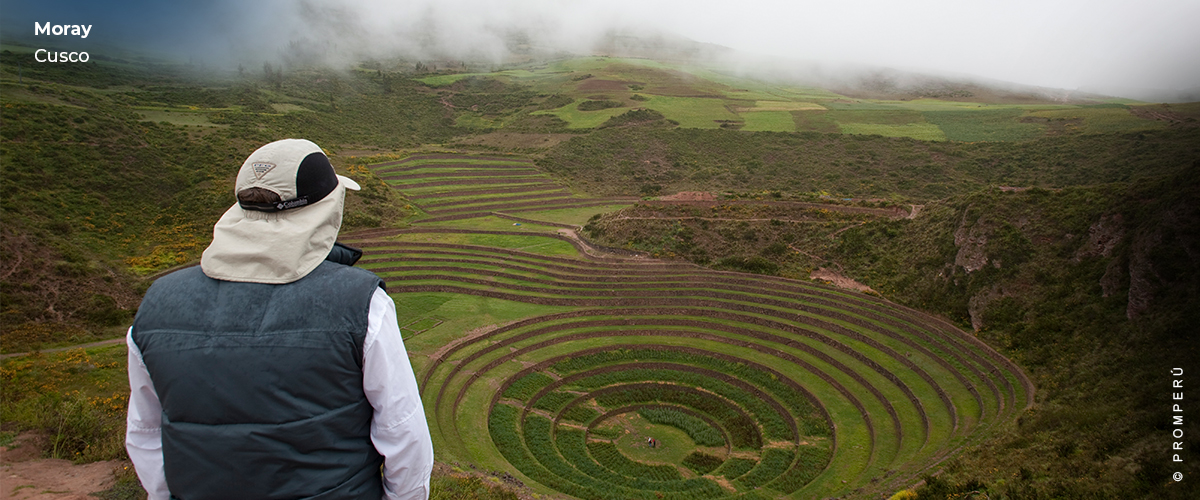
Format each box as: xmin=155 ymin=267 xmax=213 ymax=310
xmin=353 ymin=156 xmax=1033 ymax=499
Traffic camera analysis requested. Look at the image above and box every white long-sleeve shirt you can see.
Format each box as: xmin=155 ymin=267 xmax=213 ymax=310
xmin=126 ymin=288 xmax=433 ymax=500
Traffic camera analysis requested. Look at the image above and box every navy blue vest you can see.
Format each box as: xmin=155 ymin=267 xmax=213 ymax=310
xmin=132 ymin=259 xmax=385 ymax=500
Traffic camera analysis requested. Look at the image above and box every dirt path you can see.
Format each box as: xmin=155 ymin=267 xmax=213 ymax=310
xmin=1 ymin=432 xmax=120 ymax=499
xmin=809 ymin=268 xmax=877 ymax=294
xmin=643 ymin=199 xmax=907 ymax=218
xmin=555 ymin=228 xmax=649 ymax=260
xmin=828 ymin=222 xmax=867 ymax=239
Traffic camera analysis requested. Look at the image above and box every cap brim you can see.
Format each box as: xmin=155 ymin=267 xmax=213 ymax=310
xmin=337 ymin=174 xmax=361 ymax=191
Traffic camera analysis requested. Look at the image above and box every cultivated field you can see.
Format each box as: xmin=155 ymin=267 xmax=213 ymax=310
xmin=372 ymin=155 xmax=637 ymax=224
xmin=346 ymin=155 xmax=1034 ymax=499
xmin=420 ymin=57 xmax=1169 ymax=141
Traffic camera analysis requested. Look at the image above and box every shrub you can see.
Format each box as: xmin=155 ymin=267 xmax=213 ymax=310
xmin=767 ymin=445 xmax=831 ymax=493
xmin=716 ymin=457 xmax=757 ymax=480
xmin=538 ymin=94 xmax=575 ymax=110
xmin=735 ymin=448 xmax=794 ymax=489
xmin=503 ymin=372 xmax=554 ymax=400
xmin=1 ymin=347 xmax=129 ymax=462
xmin=600 ymin=109 xmax=665 ymax=128
xmin=682 ymin=451 xmax=724 ymax=475
xmin=561 ymin=405 xmax=599 ymax=424
xmin=585 ymin=441 xmax=682 ymax=481
xmin=713 ymin=255 xmax=779 ymax=275
xmin=430 ymin=474 xmax=521 ymax=500
xmin=638 ymin=407 xmax=724 ymax=447
xmin=531 ymin=391 xmax=577 ymax=413
xmin=577 ymin=100 xmax=622 ymax=112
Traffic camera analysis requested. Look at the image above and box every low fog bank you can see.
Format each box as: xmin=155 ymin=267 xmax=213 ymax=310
xmin=3 ymin=0 xmax=1197 ymax=103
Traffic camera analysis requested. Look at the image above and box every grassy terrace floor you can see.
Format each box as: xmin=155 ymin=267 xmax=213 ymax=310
xmin=335 ymin=153 xmax=1032 ymax=499
xmin=370 ymin=155 xmax=637 ymax=225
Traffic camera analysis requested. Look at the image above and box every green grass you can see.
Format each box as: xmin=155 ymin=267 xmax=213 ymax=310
xmin=741 ymin=111 xmax=796 ymax=132
xmin=638 ymin=407 xmax=725 ymax=447
xmin=735 ymin=448 xmax=794 ymax=489
xmin=423 ymin=215 xmax=571 ymax=232
xmin=390 ymin=292 xmax=575 ymax=358
xmin=748 ymin=101 xmax=825 ymax=112
xmin=405 ymin=186 xmax=565 ymax=205
xmin=394 ymin=182 xmax=552 ymax=198
xmin=827 ymin=109 xmax=946 ymax=140
xmin=682 ymin=451 xmax=724 ymax=475
xmin=418 ymin=73 xmax=496 ymax=86
xmin=417 ymin=268 xmax=979 ymax=491
xmin=714 ymin=457 xmax=757 ymax=480
xmin=497 ymin=204 xmax=634 ymax=226
xmin=613 ymin=413 xmax=697 ymax=467
xmin=642 ymin=96 xmax=741 ymax=129
xmin=1026 ymin=106 xmax=1167 ymax=134
xmin=384 ymin=232 xmax=581 ymax=258
xmin=430 ymin=473 xmax=521 ymax=500
xmin=0 ymin=345 xmax=130 ymax=462
xmin=466 ymin=233 xmax=579 ymax=256
xmin=429 ymin=312 xmax=901 ymax=494
xmin=792 ymin=110 xmax=841 ymax=133
xmin=532 ymin=100 xmax=630 ymax=129
xmin=838 ymin=123 xmax=947 ymax=141
xmin=380 ymin=158 xmax=532 ymax=167
xmin=828 ymin=109 xmax=927 ymax=125
xmin=923 ymin=109 xmax=1045 ymax=141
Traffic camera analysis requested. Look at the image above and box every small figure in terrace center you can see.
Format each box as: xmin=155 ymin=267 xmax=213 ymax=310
xmin=125 ymin=139 xmax=433 ymax=500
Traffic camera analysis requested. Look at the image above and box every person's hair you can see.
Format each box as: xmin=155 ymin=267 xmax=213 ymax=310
xmin=237 ymin=187 xmax=282 ymax=204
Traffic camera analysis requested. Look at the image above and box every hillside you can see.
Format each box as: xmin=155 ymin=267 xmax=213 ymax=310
xmin=582 ymin=171 xmax=1199 ymax=498
xmin=1 ymin=47 xmax=1198 ymax=500
xmin=414 ymin=56 xmax=1186 ymax=141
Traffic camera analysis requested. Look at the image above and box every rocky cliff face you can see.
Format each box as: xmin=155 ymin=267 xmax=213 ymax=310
xmin=953 ymin=210 xmax=990 ymax=273
xmin=1123 ymin=201 xmax=1200 ymax=320
xmin=1074 ymin=213 xmax=1127 ymax=298
xmin=1075 ymin=213 xmax=1124 ymax=260
xmin=967 ymin=285 xmax=1002 ymax=332
xmin=1125 ymin=228 xmax=1162 ymax=319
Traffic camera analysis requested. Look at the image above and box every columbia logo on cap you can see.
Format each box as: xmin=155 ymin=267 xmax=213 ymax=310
xmin=276 ymin=198 xmax=310 ymax=210
xmin=252 ymin=162 xmax=276 ymax=179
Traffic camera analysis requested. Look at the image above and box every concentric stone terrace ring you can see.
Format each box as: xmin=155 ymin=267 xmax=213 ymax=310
xmin=351 ymin=235 xmax=1032 ymax=499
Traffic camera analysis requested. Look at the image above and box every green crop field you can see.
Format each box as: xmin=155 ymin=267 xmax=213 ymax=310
xmin=838 ymin=123 xmax=947 ymax=141
xmin=922 ymin=109 xmax=1045 ymax=141
xmin=401 ymin=57 xmax=1171 ymax=142
xmin=533 ymin=100 xmax=631 ymax=129
xmin=330 ymin=153 xmax=1035 ymax=499
xmin=1026 ymin=106 xmax=1169 ymax=134
xmin=641 ymin=96 xmax=743 ymax=128
xmin=740 ymin=111 xmax=797 ymax=132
